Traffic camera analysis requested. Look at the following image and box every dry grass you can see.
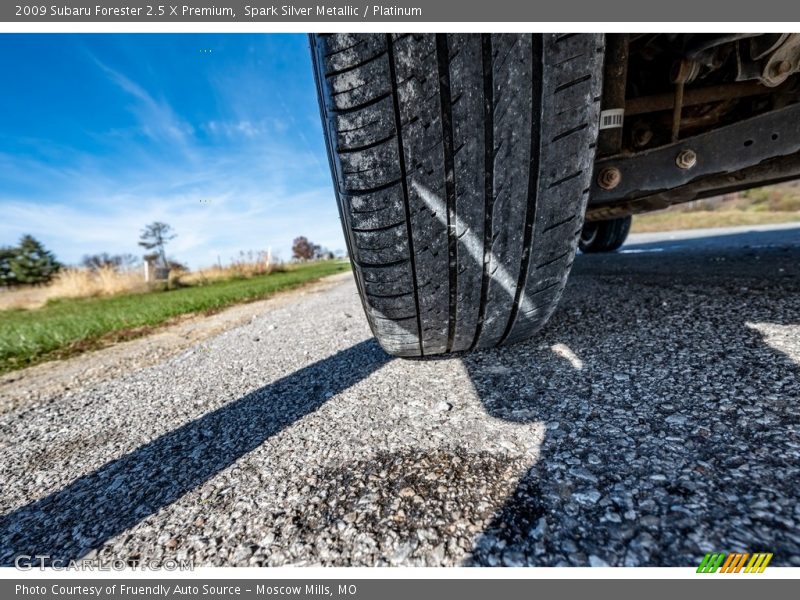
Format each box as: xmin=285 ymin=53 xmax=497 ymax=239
xmin=49 ymin=266 xmax=148 ymax=299
xmin=179 ymin=264 xmax=277 ymax=285
xmin=0 ymin=267 xmax=148 ymax=311
xmin=0 ymin=287 xmax=50 ymax=311
xmin=176 ymin=251 xmax=278 ymax=286
xmin=0 ymin=251 xmax=283 ymax=311
xmin=631 ymin=210 xmax=800 ymax=233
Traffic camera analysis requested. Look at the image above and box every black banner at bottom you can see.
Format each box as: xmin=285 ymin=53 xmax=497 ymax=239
xmin=3 ymin=579 xmax=798 ymax=600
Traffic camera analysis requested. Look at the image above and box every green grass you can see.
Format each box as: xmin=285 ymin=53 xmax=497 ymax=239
xmin=0 ymin=261 xmax=350 ymax=374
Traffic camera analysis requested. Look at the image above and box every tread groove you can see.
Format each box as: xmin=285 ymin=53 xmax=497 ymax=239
xmin=554 ymin=73 xmax=591 ymax=94
xmin=555 ymin=52 xmax=586 ymax=66
xmin=331 ymin=92 xmax=392 ymax=115
xmin=325 ymin=50 xmax=388 ymax=78
xmin=530 ymin=280 xmax=560 ymax=296
xmin=338 ymin=119 xmax=379 ymax=134
xmin=324 ymin=39 xmax=364 ymax=58
xmin=367 ymin=290 xmax=414 ymax=299
xmin=344 ymin=178 xmax=402 ymax=196
xmin=351 ymin=220 xmax=406 ymax=234
xmin=337 ymin=133 xmax=396 ymax=154
xmin=536 ymin=250 xmax=570 ymax=269
xmin=386 ymin=33 xmax=424 ymax=356
xmin=548 ymin=170 xmax=582 ymax=189
xmin=470 ymin=33 xmax=495 ymax=350
xmin=331 ymin=79 xmax=371 ymax=97
xmin=551 ymin=122 xmax=588 ymax=143
xmin=354 ymin=256 xmax=408 ymax=269
xmin=499 ymin=34 xmax=543 ymax=346
xmin=371 ymin=313 xmax=418 ymax=322
xmin=542 ymin=214 xmax=577 ymax=233
xmin=437 ymin=34 xmax=459 ymax=354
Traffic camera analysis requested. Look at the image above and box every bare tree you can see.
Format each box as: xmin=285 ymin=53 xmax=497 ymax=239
xmin=138 ymin=222 xmax=176 ymax=268
xmin=81 ymin=252 xmax=140 ymax=271
xmin=292 ymin=236 xmax=320 ymax=261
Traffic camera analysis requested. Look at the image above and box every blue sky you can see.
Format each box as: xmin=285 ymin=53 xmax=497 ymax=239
xmin=0 ymin=34 xmax=344 ymax=268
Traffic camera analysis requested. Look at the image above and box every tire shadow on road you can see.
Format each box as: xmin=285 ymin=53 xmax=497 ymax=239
xmin=465 ymin=239 xmax=800 ymax=566
xmin=0 ymin=340 xmax=390 ymax=565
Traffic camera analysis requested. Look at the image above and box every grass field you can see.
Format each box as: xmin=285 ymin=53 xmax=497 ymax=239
xmin=0 ymin=261 xmax=349 ymax=374
xmin=631 ymin=210 xmax=800 ymax=233
xmin=630 ymin=184 xmax=800 ymax=233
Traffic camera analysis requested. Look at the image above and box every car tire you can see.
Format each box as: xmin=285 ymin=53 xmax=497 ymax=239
xmin=311 ymin=33 xmax=604 ymax=356
xmin=578 ymin=216 xmax=632 ymax=253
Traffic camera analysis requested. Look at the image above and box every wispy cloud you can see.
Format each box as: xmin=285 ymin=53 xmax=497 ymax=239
xmin=202 ymin=119 xmax=279 ymax=139
xmin=91 ymin=55 xmax=195 ymax=153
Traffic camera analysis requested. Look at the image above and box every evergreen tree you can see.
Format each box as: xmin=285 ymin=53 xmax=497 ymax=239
xmin=0 ymin=246 xmax=17 ymax=286
xmin=8 ymin=235 xmax=61 ymax=285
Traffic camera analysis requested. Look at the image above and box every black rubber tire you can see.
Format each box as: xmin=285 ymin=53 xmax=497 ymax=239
xmin=578 ymin=216 xmax=632 ymax=253
xmin=311 ymin=33 xmax=604 ymax=357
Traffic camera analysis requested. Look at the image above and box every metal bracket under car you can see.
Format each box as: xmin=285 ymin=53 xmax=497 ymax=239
xmin=589 ymin=102 xmax=800 ymax=207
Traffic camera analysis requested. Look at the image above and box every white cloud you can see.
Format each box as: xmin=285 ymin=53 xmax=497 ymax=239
xmin=203 ymin=119 xmax=267 ymax=139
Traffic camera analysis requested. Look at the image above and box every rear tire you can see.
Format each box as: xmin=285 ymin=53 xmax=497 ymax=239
xmin=578 ymin=216 xmax=632 ymax=253
xmin=311 ymin=33 xmax=604 ymax=356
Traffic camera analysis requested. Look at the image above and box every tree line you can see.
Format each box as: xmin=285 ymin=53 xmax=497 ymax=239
xmin=291 ymin=236 xmax=335 ymax=261
xmin=1 ymin=226 xmax=334 ymax=288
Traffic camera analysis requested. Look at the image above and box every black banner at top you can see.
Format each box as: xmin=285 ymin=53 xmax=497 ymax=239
xmin=3 ymin=0 xmax=800 ymax=22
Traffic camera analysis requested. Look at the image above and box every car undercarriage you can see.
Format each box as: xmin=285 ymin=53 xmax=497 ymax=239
xmin=587 ymin=33 xmax=800 ymax=221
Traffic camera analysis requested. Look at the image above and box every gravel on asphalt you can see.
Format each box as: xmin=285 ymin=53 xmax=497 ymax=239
xmin=1 ymin=227 xmax=798 ymax=567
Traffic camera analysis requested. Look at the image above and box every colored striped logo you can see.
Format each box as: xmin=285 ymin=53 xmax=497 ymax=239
xmin=696 ymin=552 xmax=773 ymax=573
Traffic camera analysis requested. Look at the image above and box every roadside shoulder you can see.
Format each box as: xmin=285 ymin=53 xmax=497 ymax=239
xmin=0 ymin=272 xmax=352 ymax=413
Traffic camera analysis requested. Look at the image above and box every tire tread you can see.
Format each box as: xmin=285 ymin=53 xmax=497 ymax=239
xmin=311 ymin=33 xmax=604 ymax=356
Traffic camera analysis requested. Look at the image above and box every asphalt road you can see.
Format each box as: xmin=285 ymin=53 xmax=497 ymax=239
xmin=1 ymin=223 xmax=799 ymax=567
